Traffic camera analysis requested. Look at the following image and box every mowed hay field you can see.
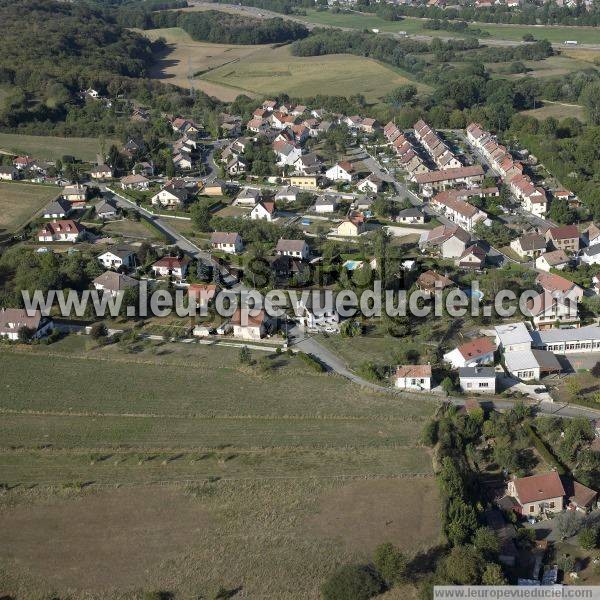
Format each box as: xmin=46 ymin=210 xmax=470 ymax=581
xmin=201 ymin=44 xmax=427 ymax=102
xmin=138 ymin=27 xmax=270 ymax=100
xmin=0 ymin=337 xmax=440 ymax=597
xmin=139 ymin=26 xmax=427 ymax=101
xmin=0 ymin=181 xmax=58 ymax=235
xmin=0 ymin=132 xmax=118 ymax=162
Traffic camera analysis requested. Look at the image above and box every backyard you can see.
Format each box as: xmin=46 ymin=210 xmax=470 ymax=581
xmin=0 ymin=181 xmax=59 ymax=235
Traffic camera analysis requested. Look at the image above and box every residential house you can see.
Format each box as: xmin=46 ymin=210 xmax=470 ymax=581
xmin=121 ymin=174 xmax=149 ymax=191
xmin=545 ymin=225 xmax=579 ymax=253
xmin=503 ymin=348 xmax=561 ymax=380
xmin=459 ymin=366 xmax=496 ymax=394
xmin=414 ymin=165 xmax=484 ymax=195
xmin=188 ymin=283 xmax=218 ymax=309
xmin=416 ymin=270 xmax=455 ymax=295
xmin=211 ymin=232 xmax=243 ymax=254
xmin=396 ymin=207 xmax=425 ymax=224
xmin=133 ymin=162 xmax=154 ymax=178
xmin=443 ymin=337 xmax=495 ymax=369
xmin=275 ymin=186 xmax=299 ymax=203
xmin=250 ymin=201 xmax=275 ymax=222
xmin=290 ymin=175 xmax=319 ymax=190
xmin=535 ymin=249 xmax=570 ymax=272
xmin=525 ymin=290 xmax=580 ymax=330
xmin=507 ymin=472 xmax=565 ymax=516
xmin=231 ymin=308 xmax=271 ymax=341
xmin=203 ymin=180 xmax=227 ymax=196
xmin=62 ymin=184 xmax=87 ymax=204
xmin=430 ymin=191 xmax=488 ymax=232
xmin=357 ymin=174 xmax=384 ymax=195
xmin=456 ymin=244 xmax=486 ymax=270
xmin=294 ymin=290 xmax=339 ymax=331
xmin=233 ymin=187 xmax=261 ymax=207
xmin=13 ymin=155 xmax=34 ymax=170
xmin=393 ymin=364 xmax=432 ymax=391
xmin=98 ymin=246 xmax=137 ymax=270
xmin=227 ymin=157 xmax=247 ymax=176
xmin=173 ymin=152 xmax=192 ymax=170
xmin=0 ymin=308 xmax=52 ymax=341
xmin=419 ymin=224 xmax=471 ymax=259
xmin=535 ymin=272 xmax=583 ymax=303
xmin=583 ymin=223 xmax=600 ymax=248
xmin=151 ymin=256 xmax=189 ymax=279
xmin=495 ymin=322 xmax=534 ymax=353
xmin=276 ymin=238 xmax=309 ymax=260
xmin=579 ymin=244 xmax=600 ymax=266
xmin=0 ymin=166 xmax=18 ymax=180
xmin=530 ymin=325 xmax=600 ymax=354
xmin=510 ymin=233 xmax=546 ymax=259
xmin=95 ymin=199 xmax=118 ymax=220
xmin=43 ymin=198 xmax=70 ymax=220
xmin=38 ymin=220 xmax=83 ymax=243
xmin=315 ymin=195 xmax=337 ymax=213
xmin=336 ymin=213 xmax=365 ymax=237
xmin=564 ymin=480 xmax=598 ymax=513
xmin=151 ymin=184 xmax=188 ymax=208
xmin=272 ymin=140 xmax=302 ymax=168
xmin=325 ymin=161 xmax=356 ymax=182
xmin=90 ymin=164 xmax=113 ymax=180
xmin=93 ymin=271 xmax=139 ymax=298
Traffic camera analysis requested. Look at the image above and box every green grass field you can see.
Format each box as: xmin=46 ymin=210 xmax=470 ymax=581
xmin=0 ymin=132 xmax=118 ymax=162
xmin=200 ymin=43 xmax=428 ymax=101
xmin=0 ymin=181 xmax=59 ymax=234
xmin=0 ymin=336 xmax=440 ymax=597
xmin=301 ymin=10 xmax=600 ymax=44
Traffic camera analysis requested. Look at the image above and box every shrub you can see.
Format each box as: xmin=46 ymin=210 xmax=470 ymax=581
xmin=321 ymin=564 xmax=383 ymax=600
xmin=421 ymin=419 xmax=438 ymax=447
xmin=592 ymin=361 xmax=600 ymax=378
xmin=239 ymin=345 xmax=252 ymax=365
xmin=90 ymin=322 xmax=108 ymax=339
xmin=298 ymin=351 xmax=325 ymax=372
xmin=373 ymin=542 xmax=407 ymax=584
xmin=578 ymin=526 xmax=598 ymax=550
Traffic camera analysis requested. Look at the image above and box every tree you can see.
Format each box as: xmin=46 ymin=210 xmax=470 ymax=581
xmin=578 ymin=526 xmax=598 ymax=550
xmin=441 ymin=377 xmax=455 ymax=395
xmin=557 ymin=553 xmax=575 ymax=574
xmin=321 ymin=564 xmax=383 ymax=600
xmin=191 ymin=201 xmax=213 ymax=232
xmin=472 ymin=527 xmax=500 ymax=560
xmin=439 ymin=546 xmax=483 ymax=585
xmin=239 ymin=345 xmax=252 ymax=365
xmin=555 ymin=510 xmax=583 ymax=540
xmin=580 ymin=81 xmax=600 ymax=125
xmin=90 ymin=322 xmax=108 ymax=339
xmin=591 ymin=361 xmax=600 ymax=378
xmin=421 ymin=419 xmax=438 ymax=447
xmin=481 ymin=563 xmax=507 ymax=585
xmin=566 ymin=378 xmax=582 ymax=402
xmin=373 ymin=543 xmax=408 ymax=585
xmin=17 ymin=325 xmax=35 ymax=343
xmin=548 ymin=198 xmax=575 ymax=225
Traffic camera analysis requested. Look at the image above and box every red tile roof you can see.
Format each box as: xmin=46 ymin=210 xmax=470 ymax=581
xmin=457 ymin=337 xmax=495 ymax=360
xmin=513 ymin=471 xmax=565 ymax=504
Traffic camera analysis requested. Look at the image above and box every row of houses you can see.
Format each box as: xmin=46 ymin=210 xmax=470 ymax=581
xmin=414 ymin=120 xmax=462 ymax=170
xmin=466 ymin=122 xmax=547 ymax=217
xmin=383 ymin=121 xmax=430 ymax=179
xmin=429 ymin=187 xmax=498 ymax=232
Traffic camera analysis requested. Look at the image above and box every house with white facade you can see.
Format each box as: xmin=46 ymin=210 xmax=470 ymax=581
xmin=97 ymin=246 xmax=137 ymax=270
xmin=211 ymin=232 xmax=243 ymax=254
xmin=276 ymin=238 xmax=309 ymax=260
xmin=459 ymin=367 xmax=496 ymax=394
xmin=443 ymin=337 xmax=495 ymax=369
xmin=393 ymin=365 xmax=432 ymax=391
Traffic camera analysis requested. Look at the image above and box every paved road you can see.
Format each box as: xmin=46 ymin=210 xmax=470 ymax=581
xmin=287 ymin=326 xmax=600 ymax=419
xmin=189 ymin=1 xmax=600 ymax=51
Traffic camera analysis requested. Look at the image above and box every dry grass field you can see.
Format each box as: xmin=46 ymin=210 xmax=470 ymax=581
xmin=139 ymin=27 xmax=426 ymax=101
xmin=0 ymin=181 xmax=59 ymax=235
xmin=520 ymin=101 xmax=587 ymax=122
xmin=202 ymin=44 xmax=427 ymax=102
xmin=0 ymin=478 xmax=440 ymax=598
xmin=0 ymin=336 xmax=441 ymax=597
xmin=0 ymin=132 xmax=118 ymax=162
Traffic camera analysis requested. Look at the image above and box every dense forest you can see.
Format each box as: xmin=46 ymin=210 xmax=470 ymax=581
xmin=143 ymin=9 xmax=309 ymax=44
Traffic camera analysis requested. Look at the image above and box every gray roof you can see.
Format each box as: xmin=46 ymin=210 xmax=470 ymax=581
xmin=397 ymin=207 xmax=423 ymax=218
xmin=517 ymin=232 xmax=546 ymax=251
xmin=100 ymin=245 xmax=136 ymax=259
xmin=316 ymin=195 xmax=336 ymax=206
xmin=95 ymin=200 xmax=117 ymax=214
xmin=459 ymin=366 xmax=496 ymax=379
xmin=582 ymin=245 xmax=600 ymax=257
xmin=93 ymin=271 xmax=139 ymax=292
xmin=504 ymin=349 xmax=561 ymax=372
xmin=532 ymin=325 xmax=600 ymax=345
xmin=44 ymin=198 xmax=70 ymax=215
xmin=494 ymin=322 xmax=533 ymax=347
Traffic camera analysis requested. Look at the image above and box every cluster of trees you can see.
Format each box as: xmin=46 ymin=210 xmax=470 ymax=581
xmin=424 ymin=19 xmax=490 ymax=37
xmin=509 ymin=115 xmax=600 ymax=219
xmin=148 ymin=9 xmax=309 ymax=44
